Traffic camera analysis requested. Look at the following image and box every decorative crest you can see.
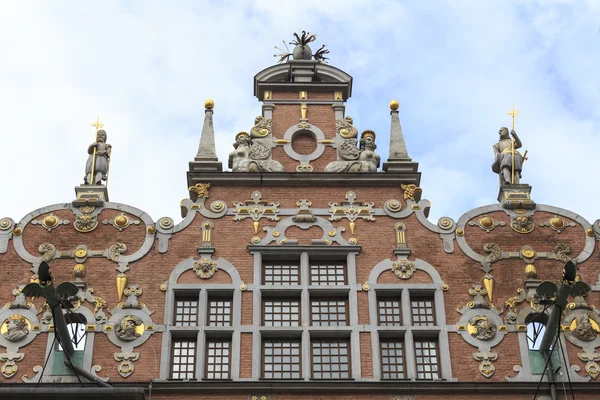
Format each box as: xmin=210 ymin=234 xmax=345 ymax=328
xmin=274 ymin=31 xmax=329 ymax=64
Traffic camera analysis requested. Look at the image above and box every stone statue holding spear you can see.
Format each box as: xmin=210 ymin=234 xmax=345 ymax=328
xmin=492 ymin=105 xmax=528 ymax=186
xmin=84 ymin=117 xmax=112 ymax=185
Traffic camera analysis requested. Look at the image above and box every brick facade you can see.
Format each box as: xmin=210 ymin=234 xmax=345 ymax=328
xmin=0 ymin=55 xmax=598 ymax=400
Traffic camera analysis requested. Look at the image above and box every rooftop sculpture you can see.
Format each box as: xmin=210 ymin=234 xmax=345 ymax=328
xmin=274 ymin=30 xmax=330 ymax=63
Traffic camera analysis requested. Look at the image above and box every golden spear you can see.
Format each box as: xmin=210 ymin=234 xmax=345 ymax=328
xmin=90 ymin=116 xmax=103 ymax=185
xmin=507 ymin=104 xmax=519 ymax=184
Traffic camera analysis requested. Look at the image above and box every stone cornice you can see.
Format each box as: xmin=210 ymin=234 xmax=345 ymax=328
xmin=187 ymin=171 xmax=421 ymax=188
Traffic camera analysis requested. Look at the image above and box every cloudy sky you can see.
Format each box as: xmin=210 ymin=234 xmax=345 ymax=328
xmin=1 ymin=1 xmax=599 ymax=225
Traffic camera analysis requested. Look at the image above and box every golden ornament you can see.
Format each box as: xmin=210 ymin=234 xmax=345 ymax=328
xmin=521 ymin=249 xmax=535 ymax=259
xmin=204 ymin=99 xmax=214 ymax=110
xmin=75 ymin=248 xmax=88 ymax=258
xmin=389 ymin=100 xmax=399 ymax=111
xmin=586 ymin=228 xmax=595 ymax=237
xmin=525 ymin=264 xmax=537 ymax=279
xmin=550 ymin=217 xmax=564 ymax=229
xmin=483 ymin=276 xmax=494 ymax=302
xmin=43 ymin=215 xmax=58 ymax=229
xmin=479 ymin=217 xmax=494 ymax=229
xmin=114 ymin=215 xmax=129 ymax=227
xmin=116 ymin=274 xmax=128 ymax=301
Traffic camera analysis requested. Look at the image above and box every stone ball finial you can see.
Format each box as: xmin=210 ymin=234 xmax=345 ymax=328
xmin=204 ymin=99 xmax=215 ymax=110
xmin=389 ymin=100 xmax=400 ymax=111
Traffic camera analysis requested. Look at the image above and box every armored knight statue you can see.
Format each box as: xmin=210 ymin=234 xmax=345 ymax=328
xmin=228 ymin=131 xmax=285 ymax=172
xmin=492 ymin=127 xmax=523 ymax=186
xmin=325 ymin=130 xmax=380 ymax=172
xmin=84 ymin=129 xmax=112 ymax=185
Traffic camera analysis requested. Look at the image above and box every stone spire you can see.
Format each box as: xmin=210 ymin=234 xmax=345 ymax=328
xmin=382 ymin=100 xmax=419 ymax=174
xmin=189 ymin=99 xmax=222 ymax=172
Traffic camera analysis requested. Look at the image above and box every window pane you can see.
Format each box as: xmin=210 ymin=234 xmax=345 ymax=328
xmin=310 ymin=264 xmax=346 ymax=285
xmin=378 ymin=296 xmax=402 ymax=326
xmin=263 ymin=299 xmax=300 ymax=326
xmin=411 ymin=297 xmax=435 ymax=326
xmin=171 ymin=340 xmax=196 ymax=379
xmin=414 ymin=340 xmax=439 ymax=380
xmin=174 ymin=298 xmax=198 ymax=327
xmin=263 ymin=341 xmax=301 ymax=379
xmin=208 ymin=298 xmax=232 ymax=327
xmin=380 ymin=340 xmax=404 ymax=379
xmin=311 ymin=299 xmax=347 ymax=326
xmin=206 ymin=341 xmax=231 ymax=379
xmin=263 ymin=264 xmax=300 ymax=285
xmin=311 ymin=341 xmax=350 ymax=379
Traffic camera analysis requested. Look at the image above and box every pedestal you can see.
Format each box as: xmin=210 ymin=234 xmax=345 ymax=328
xmin=497 ymin=184 xmax=535 ymax=210
xmin=73 ymin=185 xmax=109 ymax=207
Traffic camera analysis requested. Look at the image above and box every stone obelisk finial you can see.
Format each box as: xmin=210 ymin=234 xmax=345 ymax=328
xmin=383 ymin=100 xmax=418 ymax=174
xmin=189 ymin=99 xmax=223 ymax=172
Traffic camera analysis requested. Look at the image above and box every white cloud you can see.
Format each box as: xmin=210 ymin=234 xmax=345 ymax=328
xmin=0 ymin=1 xmax=598 ymax=225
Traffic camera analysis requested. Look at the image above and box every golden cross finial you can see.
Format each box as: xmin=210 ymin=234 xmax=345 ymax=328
xmin=506 ymin=104 xmax=519 ymax=130
xmin=91 ymin=116 xmax=104 ymax=135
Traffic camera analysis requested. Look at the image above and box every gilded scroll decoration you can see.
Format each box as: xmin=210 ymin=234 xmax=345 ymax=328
xmin=336 ymin=116 xmax=358 ymax=138
xmin=328 ymin=191 xmax=375 ymax=234
xmin=251 ymin=116 xmax=272 ymax=138
xmin=401 ymin=184 xmax=422 ymax=202
xmin=188 ymin=183 xmax=210 ymax=201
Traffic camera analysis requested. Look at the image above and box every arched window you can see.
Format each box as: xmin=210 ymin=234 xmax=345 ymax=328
xmin=53 ymin=313 xmax=87 ymax=375
xmin=525 ymin=313 xmax=560 ymax=375
xmin=525 ymin=313 xmax=549 ymax=351
xmin=56 ymin=313 xmax=87 ymax=352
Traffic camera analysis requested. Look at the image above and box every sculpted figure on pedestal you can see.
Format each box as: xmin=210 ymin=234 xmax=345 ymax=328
xmin=228 ymin=132 xmax=284 ymax=172
xmin=325 ymin=130 xmax=380 ymax=172
xmin=492 ymin=127 xmax=523 ymax=186
xmin=84 ymin=129 xmax=112 ymax=185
